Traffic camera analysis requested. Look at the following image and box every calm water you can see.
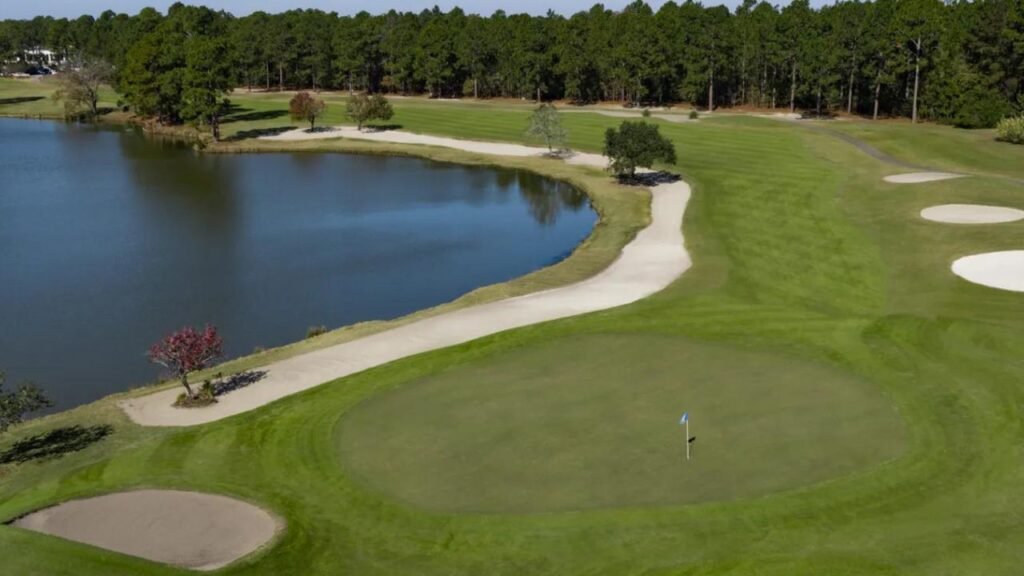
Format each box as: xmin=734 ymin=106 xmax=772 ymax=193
xmin=0 ymin=119 xmax=594 ymax=410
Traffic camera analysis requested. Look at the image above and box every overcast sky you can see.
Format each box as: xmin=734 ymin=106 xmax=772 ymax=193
xmin=2 ymin=0 xmax=822 ymax=20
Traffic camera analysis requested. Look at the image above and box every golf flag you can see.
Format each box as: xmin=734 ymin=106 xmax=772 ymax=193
xmin=680 ymin=412 xmax=688 ymax=424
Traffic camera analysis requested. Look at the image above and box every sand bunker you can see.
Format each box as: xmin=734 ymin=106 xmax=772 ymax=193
xmin=921 ymin=204 xmax=1024 ymax=224
xmin=884 ymin=172 xmax=964 ymax=184
xmin=952 ymin=251 xmax=1024 ymax=292
xmin=12 ymin=490 xmax=280 ymax=570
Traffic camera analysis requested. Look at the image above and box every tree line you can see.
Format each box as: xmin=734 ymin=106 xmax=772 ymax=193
xmin=2 ymin=0 xmax=1022 ymax=127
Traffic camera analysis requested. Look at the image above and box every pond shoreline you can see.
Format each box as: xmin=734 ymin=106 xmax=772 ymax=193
xmin=3 ymin=117 xmax=649 ymax=429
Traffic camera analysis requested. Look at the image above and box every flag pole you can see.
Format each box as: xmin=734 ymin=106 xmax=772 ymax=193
xmin=685 ymin=418 xmax=690 ymax=460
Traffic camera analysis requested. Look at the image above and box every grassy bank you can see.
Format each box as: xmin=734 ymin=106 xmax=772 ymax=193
xmin=3 ymin=80 xmax=1024 ymax=576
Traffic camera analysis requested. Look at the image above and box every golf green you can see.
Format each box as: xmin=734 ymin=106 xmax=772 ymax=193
xmin=337 ymin=334 xmax=905 ymax=513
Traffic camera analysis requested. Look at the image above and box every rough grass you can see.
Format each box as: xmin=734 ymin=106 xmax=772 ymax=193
xmin=3 ymin=85 xmax=1024 ymax=575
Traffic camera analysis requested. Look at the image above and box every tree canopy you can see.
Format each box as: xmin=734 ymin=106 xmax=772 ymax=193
xmin=346 ymin=93 xmax=394 ymax=130
xmin=603 ymin=121 xmax=677 ymax=178
xmin=4 ymin=1 xmax=1023 ymax=127
xmin=290 ymin=91 xmax=327 ymax=131
xmin=0 ymin=373 xmax=51 ymax=434
xmin=526 ymin=103 xmax=568 ymax=152
xmin=147 ymin=325 xmax=223 ymax=400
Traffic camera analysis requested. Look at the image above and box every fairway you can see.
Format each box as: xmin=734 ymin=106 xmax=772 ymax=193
xmin=4 ymin=77 xmax=1024 ymax=576
xmin=338 ymin=334 xmax=905 ymax=513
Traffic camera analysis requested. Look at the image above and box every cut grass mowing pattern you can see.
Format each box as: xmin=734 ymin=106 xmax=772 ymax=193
xmin=338 ymin=334 xmax=905 ymax=513
xmin=5 ymin=83 xmax=1024 ymax=575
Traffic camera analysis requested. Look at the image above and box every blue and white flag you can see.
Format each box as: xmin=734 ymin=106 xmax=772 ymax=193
xmin=680 ymin=412 xmax=688 ymax=424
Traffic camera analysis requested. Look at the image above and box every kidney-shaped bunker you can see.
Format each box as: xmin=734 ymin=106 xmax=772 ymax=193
xmin=12 ymin=489 xmax=281 ymax=571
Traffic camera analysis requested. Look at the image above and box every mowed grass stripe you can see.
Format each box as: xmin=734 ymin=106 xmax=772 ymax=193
xmin=3 ymin=86 xmax=1024 ymax=575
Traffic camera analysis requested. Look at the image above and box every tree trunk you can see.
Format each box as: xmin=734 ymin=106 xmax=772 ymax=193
xmin=474 ymin=77 xmax=478 ymax=99
xmin=789 ymin=62 xmax=797 ymax=113
xmin=181 ymin=374 xmax=194 ymax=399
xmin=537 ymin=85 xmax=542 ymax=103
xmin=847 ymin=63 xmax=855 ymax=114
xmin=265 ymin=62 xmax=270 ymax=91
xmin=816 ymin=85 xmax=822 ymax=117
xmin=278 ymin=64 xmax=284 ymax=92
xmin=212 ymin=114 xmax=220 ymax=142
xmin=740 ymin=58 xmax=746 ymax=105
xmin=873 ymin=75 xmax=881 ymax=120
xmin=708 ymin=58 xmax=714 ymax=113
xmin=912 ymin=37 xmax=921 ymax=124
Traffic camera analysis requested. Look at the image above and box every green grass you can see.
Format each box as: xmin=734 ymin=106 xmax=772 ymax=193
xmin=4 ymin=83 xmax=1024 ymax=575
xmin=338 ymin=333 xmax=904 ymax=514
xmin=0 ymin=77 xmax=118 ymax=118
xmin=822 ymin=119 xmax=1024 ymax=180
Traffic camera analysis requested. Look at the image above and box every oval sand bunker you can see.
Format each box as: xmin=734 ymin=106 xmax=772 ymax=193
xmin=12 ymin=490 xmax=280 ymax=570
xmin=952 ymin=251 xmax=1024 ymax=292
xmin=884 ymin=172 xmax=963 ymax=184
xmin=921 ymin=204 xmax=1024 ymax=224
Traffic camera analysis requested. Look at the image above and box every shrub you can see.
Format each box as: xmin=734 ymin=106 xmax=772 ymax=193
xmin=689 ymin=110 xmax=699 ymax=120
xmin=173 ymin=386 xmax=216 ymax=408
xmin=306 ymin=325 xmax=328 ymax=339
xmin=953 ymin=86 xmax=1012 ymax=128
xmin=641 ymin=108 xmax=651 ymax=118
xmin=996 ymin=116 xmax=1024 ymax=145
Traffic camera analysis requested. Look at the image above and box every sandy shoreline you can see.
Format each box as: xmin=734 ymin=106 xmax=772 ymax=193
xmin=120 ymin=127 xmax=691 ymax=427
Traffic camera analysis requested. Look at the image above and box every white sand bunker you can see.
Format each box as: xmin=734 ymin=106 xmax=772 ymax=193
xmin=952 ymin=251 xmax=1024 ymax=292
xmin=921 ymin=204 xmax=1024 ymax=224
xmin=884 ymin=172 xmax=964 ymax=184
xmin=12 ymin=490 xmax=280 ymax=570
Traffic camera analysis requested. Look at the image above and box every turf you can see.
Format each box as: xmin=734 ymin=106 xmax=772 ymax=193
xmin=3 ymin=82 xmax=1024 ymax=575
xmin=338 ymin=333 xmax=904 ymax=514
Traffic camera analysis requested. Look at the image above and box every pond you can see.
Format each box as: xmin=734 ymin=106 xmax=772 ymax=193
xmin=0 ymin=118 xmax=595 ymax=410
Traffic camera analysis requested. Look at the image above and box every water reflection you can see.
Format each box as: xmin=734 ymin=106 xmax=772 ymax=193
xmin=515 ymin=171 xmax=589 ymax=226
xmin=0 ymin=118 xmax=596 ymax=411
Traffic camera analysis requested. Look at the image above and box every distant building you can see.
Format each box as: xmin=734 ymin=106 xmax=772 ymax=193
xmin=19 ymin=48 xmax=65 ymax=66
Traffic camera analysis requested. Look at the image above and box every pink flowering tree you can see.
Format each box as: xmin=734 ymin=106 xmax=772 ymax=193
xmin=147 ymin=325 xmax=223 ymax=399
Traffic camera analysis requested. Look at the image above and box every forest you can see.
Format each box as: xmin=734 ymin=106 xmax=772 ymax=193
xmin=1 ymin=0 xmax=1022 ymax=128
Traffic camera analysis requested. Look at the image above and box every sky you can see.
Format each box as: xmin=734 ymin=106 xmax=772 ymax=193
xmin=0 ymin=0 xmax=821 ymax=21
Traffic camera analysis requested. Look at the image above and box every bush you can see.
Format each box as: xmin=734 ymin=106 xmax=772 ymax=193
xmin=641 ymin=108 xmax=651 ymax=118
xmin=689 ymin=110 xmax=699 ymax=120
xmin=173 ymin=386 xmax=216 ymax=408
xmin=953 ymin=86 xmax=1012 ymax=128
xmin=306 ymin=325 xmax=328 ymax=339
xmin=996 ymin=116 xmax=1024 ymax=144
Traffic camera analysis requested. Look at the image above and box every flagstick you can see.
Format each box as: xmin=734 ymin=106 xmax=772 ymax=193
xmin=685 ymin=419 xmax=690 ymax=460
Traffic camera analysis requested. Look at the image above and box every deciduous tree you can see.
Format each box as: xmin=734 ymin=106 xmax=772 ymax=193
xmin=0 ymin=373 xmax=51 ymax=434
xmin=52 ymin=56 xmax=112 ymax=119
xmin=603 ymin=121 xmax=677 ymax=179
xmin=290 ymin=91 xmax=327 ymax=131
xmin=147 ymin=325 xmax=223 ymax=400
xmin=346 ymin=93 xmax=393 ymax=130
xmin=525 ymin=103 xmax=568 ymax=152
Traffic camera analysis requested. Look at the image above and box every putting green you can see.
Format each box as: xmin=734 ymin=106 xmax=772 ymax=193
xmin=337 ymin=334 xmax=905 ymax=513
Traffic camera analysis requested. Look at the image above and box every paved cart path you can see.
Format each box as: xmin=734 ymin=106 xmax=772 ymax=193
xmin=120 ymin=128 xmax=692 ymax=426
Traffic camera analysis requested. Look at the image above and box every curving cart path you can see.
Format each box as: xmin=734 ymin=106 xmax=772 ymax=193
xmin=120 ymin=128 xmax=691 ymax=427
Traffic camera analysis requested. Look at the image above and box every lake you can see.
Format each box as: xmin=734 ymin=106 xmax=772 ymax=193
xmin=0 ymin=118 xmax=595 ymax=410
